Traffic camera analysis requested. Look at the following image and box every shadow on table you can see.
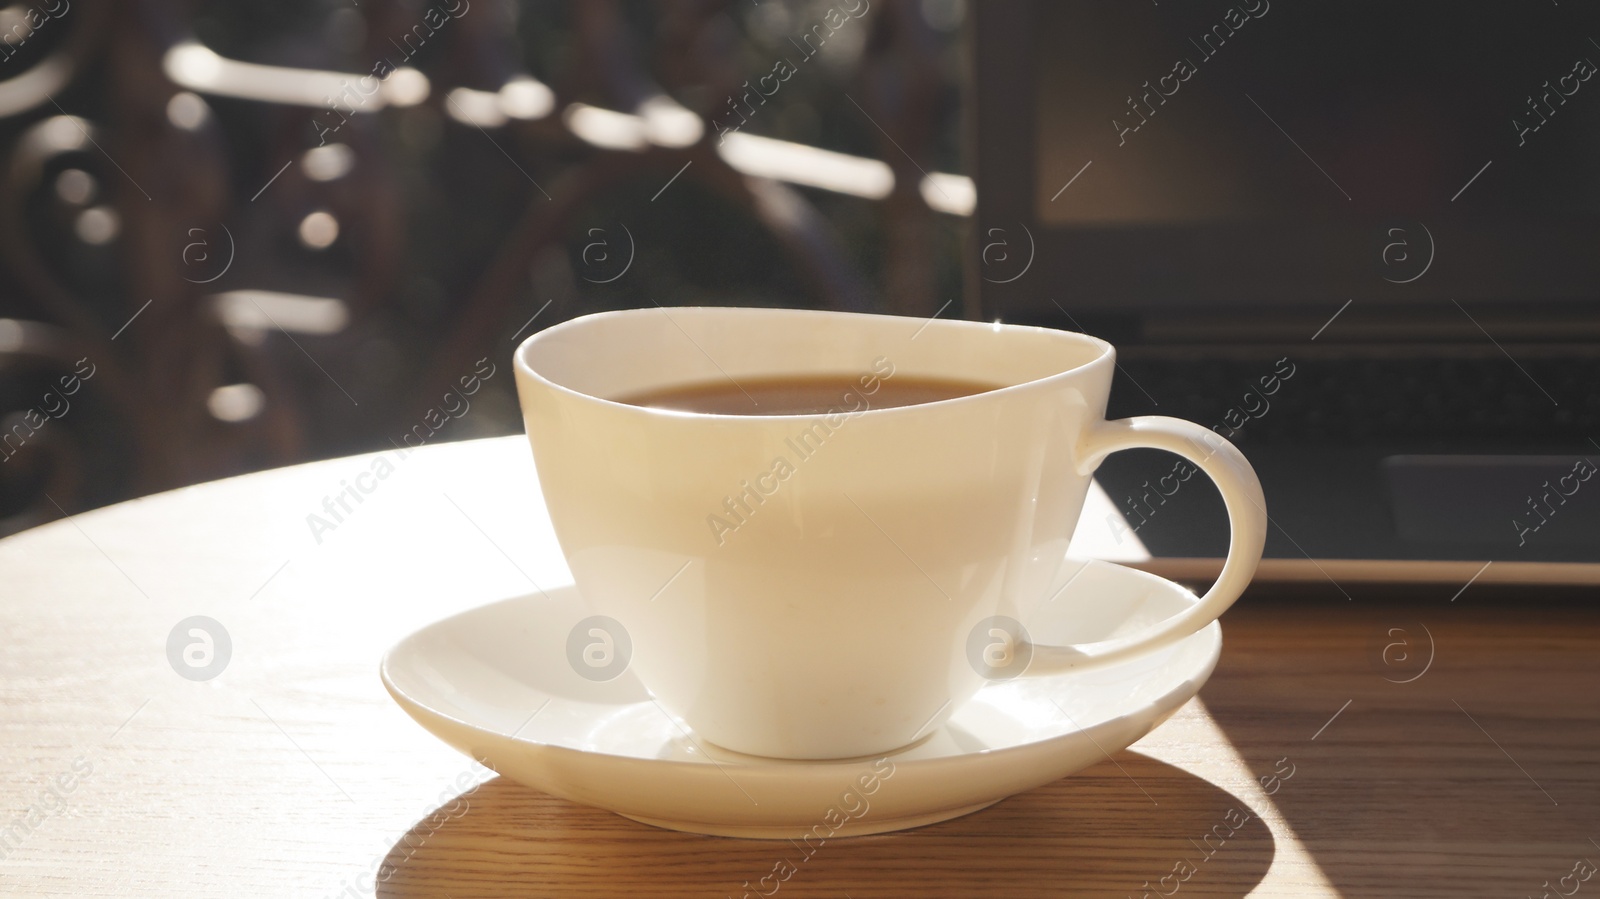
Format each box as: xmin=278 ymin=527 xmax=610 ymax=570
xmin=374 ymin=752 xmax=1274 ymax=898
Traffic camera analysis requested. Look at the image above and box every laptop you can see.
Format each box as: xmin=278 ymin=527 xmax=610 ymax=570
xmin=972 ymin=0 xmax=1600 ymax=587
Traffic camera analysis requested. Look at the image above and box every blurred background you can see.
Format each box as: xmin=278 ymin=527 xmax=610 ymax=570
xmin=5 ymin=0 xmax=1597 ymax=570
xmin=0 ymin=0 xmax=971 ymax=535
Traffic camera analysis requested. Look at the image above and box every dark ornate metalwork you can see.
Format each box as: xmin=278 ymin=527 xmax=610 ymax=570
xmin=0 ymin=0 xmax=966 ymax=535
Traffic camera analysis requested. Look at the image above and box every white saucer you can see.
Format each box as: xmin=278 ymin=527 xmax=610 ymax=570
xmin=380 ymin=559 xmax=1221 ymax=839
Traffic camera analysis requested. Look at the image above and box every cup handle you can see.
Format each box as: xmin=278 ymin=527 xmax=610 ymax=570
xmin=1022 ymin=416 xmax=1267 ymax=674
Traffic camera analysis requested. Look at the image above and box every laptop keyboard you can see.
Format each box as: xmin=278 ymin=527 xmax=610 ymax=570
xmin=1108 ymin=351 xmax=1600 ymax=448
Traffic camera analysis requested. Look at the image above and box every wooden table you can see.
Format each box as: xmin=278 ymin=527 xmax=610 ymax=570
xmin=1 ymin=436 xmax=1596 ymax=897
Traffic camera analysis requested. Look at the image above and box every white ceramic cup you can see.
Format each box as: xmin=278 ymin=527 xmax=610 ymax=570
xmin=514 ymin=307 xmax=1265 ymax=760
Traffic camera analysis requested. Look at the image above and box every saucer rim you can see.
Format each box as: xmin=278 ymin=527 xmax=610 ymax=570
xmin=378 ymin=560 xmax=1222 ymax=775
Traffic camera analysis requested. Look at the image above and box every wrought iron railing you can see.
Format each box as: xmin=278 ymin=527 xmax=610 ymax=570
xmin=0 ymin=0 xmax=973 ymax=535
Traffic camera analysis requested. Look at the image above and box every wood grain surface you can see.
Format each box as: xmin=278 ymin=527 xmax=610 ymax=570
xmin=0 ymin=436 xmax=1596 ymax=898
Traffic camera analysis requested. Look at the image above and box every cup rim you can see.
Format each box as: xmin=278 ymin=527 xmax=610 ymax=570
xmin=514 ymin=306 xmax=1115 ymax=421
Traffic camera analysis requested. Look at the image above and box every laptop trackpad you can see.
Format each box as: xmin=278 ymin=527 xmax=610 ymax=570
xmin=1384 ymin=455 xmax=1600 ymax=547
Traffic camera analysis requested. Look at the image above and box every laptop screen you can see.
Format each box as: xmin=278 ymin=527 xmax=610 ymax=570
xmin=984 ymin=1 xmax=1600 ymax=316
xmin=976 ymin=2 xmax=1600 ymax=576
